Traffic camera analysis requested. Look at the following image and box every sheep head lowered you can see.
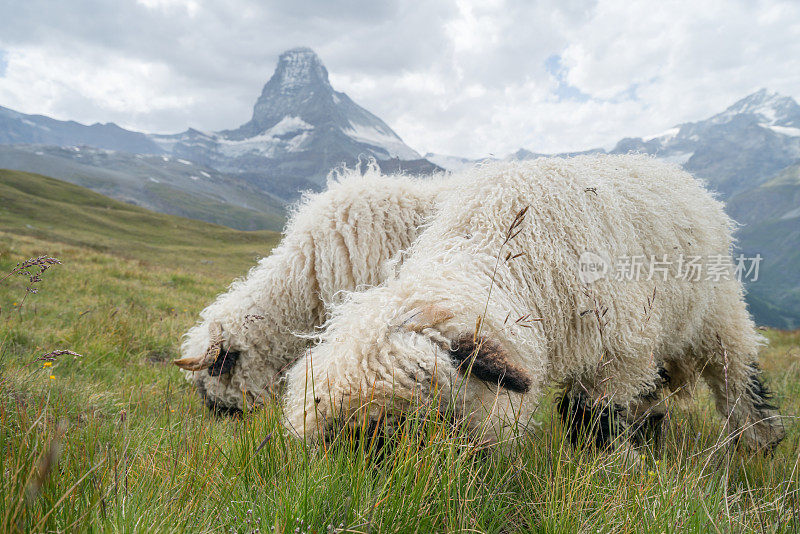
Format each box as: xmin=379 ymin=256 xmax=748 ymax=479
xmin=173 ymin=322 xmax=241 ymax=377
xmin=403 ymin=304 xmax=531 ymax=394
xmin=282 ymin=297 xmax=532 ymax=444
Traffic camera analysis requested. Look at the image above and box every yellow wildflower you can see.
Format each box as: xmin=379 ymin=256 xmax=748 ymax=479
xmin=49 ymin=375 xmax=55 ymax=380
xmin=43 ymin=362 xmax=52 ymax=367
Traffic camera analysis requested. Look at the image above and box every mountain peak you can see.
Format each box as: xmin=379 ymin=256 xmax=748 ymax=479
xmin=199 ymin=47 xmax=422 ymax=168
xmin=716 ymin=89 xmax=800 ymax=127
xmin=240 ymin=47 xmax=335 ymax=135
xmin=274 ymin=47 xmax=329 ymax=89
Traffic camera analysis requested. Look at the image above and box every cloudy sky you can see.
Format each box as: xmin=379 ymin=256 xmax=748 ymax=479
xmin=1 ymin=0 xmax=798 ymax=158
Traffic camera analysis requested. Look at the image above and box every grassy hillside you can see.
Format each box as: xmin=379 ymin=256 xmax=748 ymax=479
xmin=0 ymin=147 xmax=287 ymax=231
xmin=1 ymin=172 xmax=799 ymax=532
xmin=728 ymin=163 xmax=800 ymax=329
xmin=0 ymin=169 xmax=281 ymax=274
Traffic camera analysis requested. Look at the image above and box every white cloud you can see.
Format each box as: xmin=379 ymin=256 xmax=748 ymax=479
xmin=558 ymin=0 xmax=800 ymax=135
xmin=0 ymin=0 xmax=798 ymax=157
xmin=0 ymin=47 xmax=185 ymax=113
xmin=137 ymin=0 xmax=200 ymax=17
xmin=0 ymin=45 xmax=230 ymax=133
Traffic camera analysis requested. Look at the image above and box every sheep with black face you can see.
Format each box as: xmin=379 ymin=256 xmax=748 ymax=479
xmin=283 ymin=156 xmax=785 ymax=452
xmin=175 ymin=166 xmax=450 ymax=413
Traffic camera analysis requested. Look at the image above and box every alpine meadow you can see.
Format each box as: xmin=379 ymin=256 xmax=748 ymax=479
xmin=3 ymin=2 xmax=800 ymax=532
xmin=2 ymin=168 xmax=800 ymax=532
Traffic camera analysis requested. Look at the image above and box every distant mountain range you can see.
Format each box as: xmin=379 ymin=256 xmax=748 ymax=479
xmin=607 ymin=89 xmax=800 ymax=198
xmin=147 ymin=47 xmax=438 ymax=197
xmin=430 ymin=89 xmax=800 ymax=202
xmin=0 ymin=47 xmax=440 ymax=227
xmin=0 ymin=48 xmax=798 ymax=328
xmin=429 ymin=89 xmax=800 ymax=329
xmin=0 ymin=143 xmax=285 ymax=230
xmin=0 ymin=105 xmax=164 ymax=153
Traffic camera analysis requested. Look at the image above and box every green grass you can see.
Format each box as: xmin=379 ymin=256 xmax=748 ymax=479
xmin=0 ymin=169 xmax=281 ymax=275
xmin=0 ymin=148 xmax=287 ymax=231
xmin=1 ymin=172 xmax=799 ymax=532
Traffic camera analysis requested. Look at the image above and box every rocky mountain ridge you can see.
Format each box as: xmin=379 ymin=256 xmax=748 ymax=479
xmin=0 ymin=47 xmax=438 ymax=205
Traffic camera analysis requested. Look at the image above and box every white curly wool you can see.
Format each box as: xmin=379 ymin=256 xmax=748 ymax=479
xmin=283 ymin=155 xmax=784 ymax=450
xmin=179 ymin=166 xmax=450 ymax=412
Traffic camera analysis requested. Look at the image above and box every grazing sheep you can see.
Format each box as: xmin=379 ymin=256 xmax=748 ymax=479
xmin=283 ymin=155 xmax=785 ymax=452
xmin=175 ymin=166 xmax=450 ymax=413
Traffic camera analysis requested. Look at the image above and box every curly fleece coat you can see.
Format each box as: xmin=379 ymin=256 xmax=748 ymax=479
xmin=283 ymin=155 xmax=785 ymax=450
xmin=176 ymin=167 xmax=450 ymax=412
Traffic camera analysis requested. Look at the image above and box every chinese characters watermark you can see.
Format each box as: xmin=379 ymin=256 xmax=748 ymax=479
xmin=579 ymin=252 xmax=762 ymax=284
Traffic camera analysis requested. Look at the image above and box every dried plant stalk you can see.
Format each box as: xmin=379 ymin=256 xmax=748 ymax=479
xmin=37 ymin=349 xmax=84 ymax=362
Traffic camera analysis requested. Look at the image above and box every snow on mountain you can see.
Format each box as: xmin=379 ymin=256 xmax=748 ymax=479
xmin=712 ymin=88 xmax=800 ymax=127
xmin=423 ymin=152 xmax=479 ymax=172
xmin=344 ymin=121 xmax=420 ymax=160
xmin=661 ymin=151 xmax=694 ymax=165
xmin=508 ymin=89 xmax=800 ymax=199
xmin=151 ymin=47 xmax=430 ymax=192
xmin=643 ymin=127 xmax=680 ymax=143
xmin=765 ymin=124 xmax=800 ymax=137
xmin=215 ymin=116 xmax=314 ymax=158
xmin=268 ymin=116 xmax=314 ymax=136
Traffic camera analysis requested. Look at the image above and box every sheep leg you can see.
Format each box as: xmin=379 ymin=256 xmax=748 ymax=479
xmin=620 ymin=366 xmax=671 ymax=448
xmin=559 ymin=364 xmax=674 ymax=451
xmin=696 ymin=302 xmax=785 ymax=451
xmin=701 ymin=355 xmax=785 ymax=451
xmin=556 ymin=384 xmax=626 ymax=449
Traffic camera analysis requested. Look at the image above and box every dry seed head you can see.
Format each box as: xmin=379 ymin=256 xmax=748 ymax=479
xmin=38 ymin=349 xmax=83 ymax=362
xmin=1 ymin=255 xmax=62 ymax=295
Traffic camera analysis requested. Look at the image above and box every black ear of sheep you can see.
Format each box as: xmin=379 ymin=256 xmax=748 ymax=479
xmin=208 ymin=348 xmax=241 ymax=377
xmin=448 ymin=334 xmax=532 ymax=394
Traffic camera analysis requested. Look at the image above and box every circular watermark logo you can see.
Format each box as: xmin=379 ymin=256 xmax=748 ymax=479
xmin=578 ymin=251 xmax=609 ymax=284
